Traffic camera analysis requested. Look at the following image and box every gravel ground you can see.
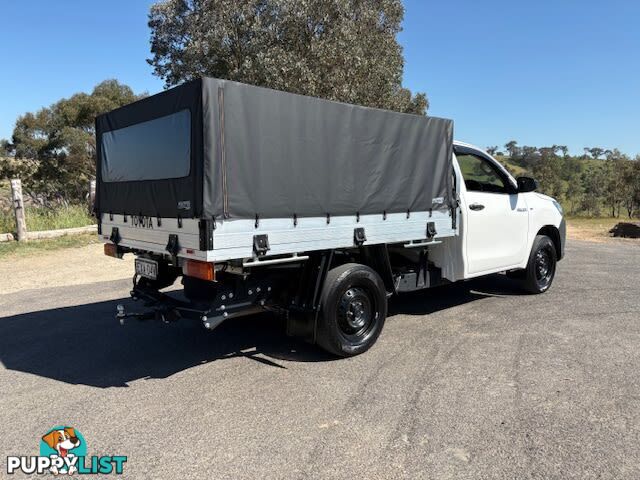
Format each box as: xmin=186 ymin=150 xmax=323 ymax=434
xmin=0 ymin=242 xmax=133 ymax=294
xmin=0 ymin=240 xmax=638 ymax=479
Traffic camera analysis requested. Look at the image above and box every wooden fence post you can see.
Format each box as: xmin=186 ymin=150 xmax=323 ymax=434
xmin=10 ymin=178 xmax=27 ymax=241
xmin=89 ymin=179 xmax=96 ymax=212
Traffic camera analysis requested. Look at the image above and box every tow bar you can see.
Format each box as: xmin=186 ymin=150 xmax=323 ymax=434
xmin=115 ymin=275 xmax=206 ymax=326
xmin=116 ymin=300 xmax=263 ymax=330
xmin=115 ymin=275 xmax=266 ymax=330
xmin=115 ymin=304 xmax=174 ymax=325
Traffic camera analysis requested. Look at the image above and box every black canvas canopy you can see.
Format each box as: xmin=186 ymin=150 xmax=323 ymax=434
xmin=96 ymin=78 xmax=454 ymax=220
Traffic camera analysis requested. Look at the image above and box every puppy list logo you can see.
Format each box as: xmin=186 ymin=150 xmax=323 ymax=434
xmin=6 ymin=426 xmax=127 ymax=475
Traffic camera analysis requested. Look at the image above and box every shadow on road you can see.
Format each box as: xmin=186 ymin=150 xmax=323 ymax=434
xmin=0 ymin=274 xmax=524 ymax=388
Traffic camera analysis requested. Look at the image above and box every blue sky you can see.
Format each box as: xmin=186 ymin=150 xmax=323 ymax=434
xmin=0 ymin=0 xmax=638 ymax=155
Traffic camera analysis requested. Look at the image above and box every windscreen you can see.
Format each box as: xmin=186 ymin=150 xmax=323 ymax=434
xmin=100 ymin=109 xmax=191 ymax=182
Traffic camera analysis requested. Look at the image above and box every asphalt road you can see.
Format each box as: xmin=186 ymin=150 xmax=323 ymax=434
xmin=0 ymin=240 xmax=638 ymax=479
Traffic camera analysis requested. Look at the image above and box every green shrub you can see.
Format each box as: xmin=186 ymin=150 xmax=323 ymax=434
xmin=0 ymin=204 xmax=95 ymax=234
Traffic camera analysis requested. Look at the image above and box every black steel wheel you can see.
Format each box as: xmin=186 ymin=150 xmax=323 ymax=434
xmin=336 ymin=286 xmax=377 ymax=342
xmin=317 ymin=263 xmax=387 ymax=357
xmin=522 ymin=235 xmax=557 ymax=294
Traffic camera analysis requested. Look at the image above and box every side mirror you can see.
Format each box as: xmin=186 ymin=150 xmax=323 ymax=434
xmin=517 ymin=176 xmax=538 ymax=193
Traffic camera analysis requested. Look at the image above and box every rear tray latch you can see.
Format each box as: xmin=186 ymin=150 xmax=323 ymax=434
xmin=253 ymin=234 xmax=270 ymax=256
xmin=426 ymin=221 xmax=437 ymax=239
xmin=166 ymin=234 xmax=180 ymax=255
xmin=354 ymin=227 xmax=367 ymax=246
xmin=109 ymin=227 xmax=120 ymax=245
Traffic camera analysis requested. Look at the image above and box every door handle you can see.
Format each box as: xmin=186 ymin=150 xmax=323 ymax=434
xmin=469 ymin=203 xmax=485 ymax=211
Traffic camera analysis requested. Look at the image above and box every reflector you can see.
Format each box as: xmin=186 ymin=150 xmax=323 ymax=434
xmin=183 ymin=260 xmax=215 ymax=281
xmin=104 ymin=243 xmax=119 ymax=258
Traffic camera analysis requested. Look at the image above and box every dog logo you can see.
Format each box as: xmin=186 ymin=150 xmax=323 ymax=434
xmin=6 ymin=426 xmax=126 ymax=475
xmin=40 ymin=427 xmax=83 ymax=475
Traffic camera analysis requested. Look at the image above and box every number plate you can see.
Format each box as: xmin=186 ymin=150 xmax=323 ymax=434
xmin=135 ymin=258 xmax=158 ymax=280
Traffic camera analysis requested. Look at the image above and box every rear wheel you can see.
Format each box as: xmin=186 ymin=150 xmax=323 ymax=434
xmin=522 ymin=235 xmax=557 ymax=294
xmin=317 ymin=263 xmax=387 ymax=357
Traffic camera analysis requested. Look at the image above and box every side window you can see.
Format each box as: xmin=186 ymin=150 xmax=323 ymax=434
xmin=456 ymin=153 xmax=509 ymax=194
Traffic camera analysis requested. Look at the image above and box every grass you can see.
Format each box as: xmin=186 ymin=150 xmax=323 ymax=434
xmin=0 ymin=204 xmax=95 ymax=234
xmin=0 ymin=233 xmax=99 ymax=258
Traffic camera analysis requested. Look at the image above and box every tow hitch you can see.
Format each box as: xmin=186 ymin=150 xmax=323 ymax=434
xmin=115 ymin=275 xmax=207 ymax=326
xmin=116 ymin=275 xmax=269 ymax=330
xmin=115 ymin=303 xmax=177 ymax=325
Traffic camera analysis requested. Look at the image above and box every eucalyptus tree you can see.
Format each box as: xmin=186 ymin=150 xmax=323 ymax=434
xmin=147 ymin=0 xmax=427 ymax=114
xmin=1 ymin=80 xmax=144 ymax=201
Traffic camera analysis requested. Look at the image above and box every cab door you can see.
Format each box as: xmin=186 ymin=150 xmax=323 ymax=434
xmin=456 ymin=149 xmax=529 ymax=275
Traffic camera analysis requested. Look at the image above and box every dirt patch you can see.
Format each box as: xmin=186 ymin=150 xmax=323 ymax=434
xmin=0 ymin=242 xmax=134 ymax=294
xmin=567 ymin=223 xmax=609 ymax=243
xmin=567 ymin=218 xmax=640 ymax=245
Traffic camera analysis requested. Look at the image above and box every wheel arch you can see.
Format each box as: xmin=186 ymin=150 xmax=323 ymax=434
xmin=537 ymin=225 xmax=563 ymax=260
xmin=355 ymin=244 xmax=396 ymax=294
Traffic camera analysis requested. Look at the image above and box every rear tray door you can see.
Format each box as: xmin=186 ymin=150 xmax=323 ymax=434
xmin=100 ymin=214 xmax=205 ymax=260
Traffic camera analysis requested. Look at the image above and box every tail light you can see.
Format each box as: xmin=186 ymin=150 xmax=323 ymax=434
xmin=183 ymin=259 xmax=215 ymax=281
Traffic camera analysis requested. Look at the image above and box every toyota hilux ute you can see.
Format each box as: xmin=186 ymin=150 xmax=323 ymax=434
xmin=96 ymin=78 xmax=565 ymax=357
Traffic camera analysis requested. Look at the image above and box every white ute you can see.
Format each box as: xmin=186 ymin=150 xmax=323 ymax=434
xmin=97 ymin=79 xmax=565 ymax=357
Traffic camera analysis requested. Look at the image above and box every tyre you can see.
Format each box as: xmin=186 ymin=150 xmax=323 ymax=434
xmin=522 ymin=235 xmax=557 ymax=294
xmin=316 ymin=263 xmax=387 ymax=357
